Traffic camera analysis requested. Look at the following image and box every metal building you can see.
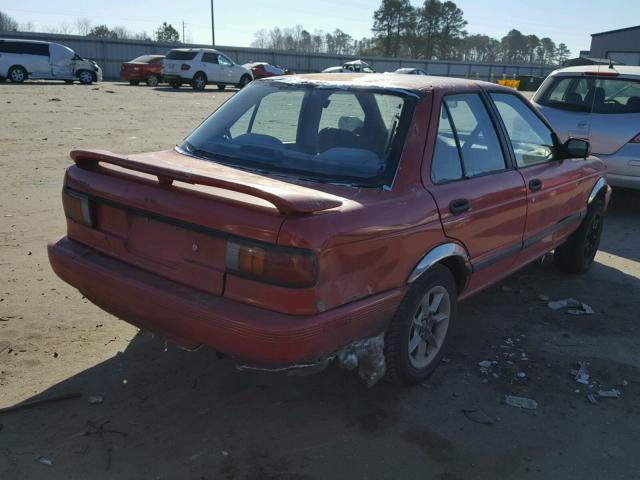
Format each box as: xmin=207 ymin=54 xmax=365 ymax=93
xmin=589 ymin=25 xmax=640 ymax=65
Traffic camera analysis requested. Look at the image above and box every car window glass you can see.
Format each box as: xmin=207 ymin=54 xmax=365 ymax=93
xmin=202 ymin=52 xmax=218 ymax=64
xmin=444 ymin=94 xmax=506 ymax=177
xmin=431 ymin=105 xmax=463 ymax=183
xmin=318 ymin=92 xmax=366 ymax=132
xmin=491 ymin=93 xmax=555 ymax=167
xmin=541 ymin=76 xmax=640 ymax=114
xmin=166 ymin=50 xmax=197 ymax=61
xmin=248 ymin=91 xmax=305 ymax=143
xmin=218 ymin=55 xmax=233 ymax=66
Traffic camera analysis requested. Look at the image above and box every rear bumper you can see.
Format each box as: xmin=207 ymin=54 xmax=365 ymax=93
xmin=48 ymin=236 xmax=403 ymax=366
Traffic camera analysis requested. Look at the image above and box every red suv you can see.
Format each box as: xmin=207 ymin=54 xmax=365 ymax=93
xmin=48 ymin=74 xmax=611 ymax=385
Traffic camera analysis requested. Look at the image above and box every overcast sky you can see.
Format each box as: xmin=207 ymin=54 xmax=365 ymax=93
xmin=2 ymin=0 xmax=636 ymax=57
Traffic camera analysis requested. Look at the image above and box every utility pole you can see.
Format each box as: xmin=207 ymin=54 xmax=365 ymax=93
xmin=210 ymin=0 xmax=215 ymax=46
xmin=182 ymin=20 xmax=185 ymax=43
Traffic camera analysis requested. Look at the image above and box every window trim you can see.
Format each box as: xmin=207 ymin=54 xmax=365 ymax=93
xmin=430 ymin=91 xmax=513 ymax=185
xmin=486 ymin=89 xmax=561 ymax=170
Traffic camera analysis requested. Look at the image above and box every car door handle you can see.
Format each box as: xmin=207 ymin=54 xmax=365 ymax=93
xmin=529 ymin=179 xmax=543 ymax=192
xmin=449 ymin=198 xmax=470 ymax=215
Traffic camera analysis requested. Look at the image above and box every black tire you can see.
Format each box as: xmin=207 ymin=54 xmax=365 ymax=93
xmin=384 ymin=264 xmax=458 ymax=386
xmin=77 ymin=70 xmax=94 ymax=85
xmin=64 ymin=80 xmax=74 ymax=84
xmin=8 ymin=66 xmax=27 ymax=83
xmin=554 ymin=200 xmax=604 ymax=274
xmin=237 ymin=74 xmax=252 ymax=89
xmin=170 ymin=81 xmax=181 ymax=89
xmin=146 ymin=74 xmax=160 ymax=87
xmin=191 ymin=72 xmax=207 ymax=90
xmin=129 ymin=80 xmax=140 ymax=86
xmin=217 ymin=84 xmax=226 ymax=91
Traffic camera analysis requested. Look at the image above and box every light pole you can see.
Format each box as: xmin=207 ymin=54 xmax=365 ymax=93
xmin=210 ymin=0 xmax=215 ymax=46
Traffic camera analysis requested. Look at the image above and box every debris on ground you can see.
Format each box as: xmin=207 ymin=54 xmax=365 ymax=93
xmin=598 ymin=389 xmax=621 ymax=399
xmin=48 ymin=98 xmax=62 ymax=102
xmin=88 ymin=395 xmax=104 ymax=405
xmin=38 ymin=456 xmax=53 ymax=466
xmin=0 ymin=392 xmax=82 ymax=414
xmin=587 ymin=394 xmax=598 ymax=405
xmin=537 ymin=294 xmax=550 ymax=302
xmin=547 ymin=298 xmax=594 ymax=315
xmin=504 ymin=395 xmax=538 ymax=410
xmin=571 ymin=362 xmax=590 ymax=385
xmin=462 ymin=408 xmax=494 ymax=425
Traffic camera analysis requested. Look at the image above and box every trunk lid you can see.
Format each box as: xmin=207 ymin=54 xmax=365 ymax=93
xmin=64 ymin=149 xmax=344 ymax=296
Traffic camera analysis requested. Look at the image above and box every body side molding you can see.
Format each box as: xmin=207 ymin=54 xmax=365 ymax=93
xmin=407 ymin=242 xmax=470 ymax=284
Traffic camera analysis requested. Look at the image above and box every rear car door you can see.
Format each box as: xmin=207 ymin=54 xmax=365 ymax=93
xmin=426 ymin=92 xmax=527 ymax=290
xmin=489 ymin=92 xmax=589 ymax=265
xmin=201 ymin=52 xmax=222 ymax=82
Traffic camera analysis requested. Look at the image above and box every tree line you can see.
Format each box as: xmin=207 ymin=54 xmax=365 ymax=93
xmin=250 ymin=0 xmax=571 ymax=65
xmin=0 ymin=11 xmax=182 ymax=43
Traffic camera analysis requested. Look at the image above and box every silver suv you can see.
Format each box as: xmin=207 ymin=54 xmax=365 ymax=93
xmin=532 ymin=65 xmax=640 ymax=190
xmin=162 ymin=48 xmax=253 ymax=91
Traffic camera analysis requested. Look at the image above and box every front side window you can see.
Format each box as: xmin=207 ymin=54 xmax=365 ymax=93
xmin=182 ymin=81 xmax=415 ymax=187
xmin=218 ymin=55 xmax=233 ymax=66
xmin=491 ymin=93 xmax=555 ymax=167
xmin=539 ymin=76 xmax=640 ymax=114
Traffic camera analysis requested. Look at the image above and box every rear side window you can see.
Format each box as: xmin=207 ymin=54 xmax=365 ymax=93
xmin=539 ymin=76 xmax=640 ymax=114
xmin=166 ymin=50 xmax=197 ymax=61
xmin=202 ymin=52 xmax=218 ymax=63
xmin=0 ymin=41 xmax=49 ymax=56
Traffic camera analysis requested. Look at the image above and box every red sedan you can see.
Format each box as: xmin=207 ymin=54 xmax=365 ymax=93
xmin=120 ymin=55 xmax=164 ymax=86
xmin=48 ymin=74 xmax=610 ymax=386
xmin=244 ymin=62 xmax=292 ymax=79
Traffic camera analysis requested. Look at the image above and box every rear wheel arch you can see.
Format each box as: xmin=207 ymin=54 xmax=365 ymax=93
xmin=407 ymin=242 xmax=470 ymax=293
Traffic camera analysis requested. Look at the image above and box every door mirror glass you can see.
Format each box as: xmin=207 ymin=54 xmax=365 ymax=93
xmin=563 ymin=138 xmax=590 ymax=159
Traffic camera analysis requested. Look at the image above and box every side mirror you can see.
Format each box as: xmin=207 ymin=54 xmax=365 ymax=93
xmin=562 ymin=138 xmax=590 ymax=159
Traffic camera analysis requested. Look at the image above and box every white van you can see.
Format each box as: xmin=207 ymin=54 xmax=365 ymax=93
xmin=162 ymin=48 xmax=252 ymax=90
xmin=0 ymin=39 xmax=103 ymax=84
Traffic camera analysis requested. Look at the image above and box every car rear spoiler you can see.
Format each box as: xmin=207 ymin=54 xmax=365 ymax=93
xmin=70 ymin=149 xmax=343 ymax=215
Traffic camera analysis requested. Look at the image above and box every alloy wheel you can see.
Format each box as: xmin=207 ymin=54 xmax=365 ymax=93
xmin=407 ymin=286 xmax=451 ymax=369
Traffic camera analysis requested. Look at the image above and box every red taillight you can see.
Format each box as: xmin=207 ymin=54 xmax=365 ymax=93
xmin=181 ymin=64 xmax=191 ymax=71
xmin=62 ymin=189 xmax=95 ymax=228
xmin=226 ymin=238 xmax=317 ymax=288
xmin=584 ymin=71 xmax=619 ymax=77
xmin=630 ymin=133 xmax=640 ymax=143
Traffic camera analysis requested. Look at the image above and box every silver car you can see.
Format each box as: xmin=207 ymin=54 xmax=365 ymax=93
xmin=532 ymin=65 xmax=640 ymax=189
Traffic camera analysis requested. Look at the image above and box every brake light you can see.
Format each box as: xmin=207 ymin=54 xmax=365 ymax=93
xmin=62 ymin=189 xmax=95 ymax=228
xmin=181 ymin=64 xmax=191 ymax=71
xmin=584 ymin=71 xmax=619 ymax=77
xmin=630 ymin=133 xmax=640 ymax=143
xmin=226 ymin=238 xmax=317 ymax=288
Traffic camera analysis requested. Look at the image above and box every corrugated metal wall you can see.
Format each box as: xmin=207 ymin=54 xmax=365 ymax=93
xmin=1 ymin=31 xmax=555 ymax=81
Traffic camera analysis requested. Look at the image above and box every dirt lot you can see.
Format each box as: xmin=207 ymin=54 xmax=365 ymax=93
xmin=1 ymin=81 xmax=639 ymax=480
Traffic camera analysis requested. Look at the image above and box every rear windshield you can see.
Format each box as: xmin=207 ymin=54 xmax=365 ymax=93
xmin=181 ymin=81 xmax=416 ymax=187
xmin=166 ymin=50 xmax=197 ymax=61
xmin=538 ymin=75 xmax=640 ymax=114
xmin=131 ymin=55 xmax=160 ymax=63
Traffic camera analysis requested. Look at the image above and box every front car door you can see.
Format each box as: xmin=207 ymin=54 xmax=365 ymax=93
xmin=425 ymin=90 xmax=527 ymax=297
xmin=489 ymin=92 xmax=590 ymax=266
xmin=217 ymin=53 xmax=237 ymax=83
xmin=48 ymin=43 xmax=75 ymax=79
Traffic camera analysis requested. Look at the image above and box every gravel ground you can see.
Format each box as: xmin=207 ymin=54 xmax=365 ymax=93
xmin=0 ymin=81 xmax=639 ymax=480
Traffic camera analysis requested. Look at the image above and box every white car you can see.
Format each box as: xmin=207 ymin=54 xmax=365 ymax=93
xmin=0 ymin=38 xmax=102 ymax=84
xmin=162 ymin=48 xmax=253 ymax=91
xmin=322 ymin=60 xmax=375 ymax=74
xmin=532 ymin=65 xmax=640 ymax=189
